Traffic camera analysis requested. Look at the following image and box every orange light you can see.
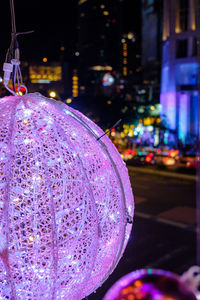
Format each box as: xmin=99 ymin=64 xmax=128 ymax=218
xmin=123 ymin=43 xmax=128 ymax=50
xmin=123 ymin=58 xmax=127 ymax=64
xmin=72 ymin=74 xmax=79 ymax=97
xmin=43 ymin=57 xmax=47 ymax=63
xmin=121 ymin=287 xmax=131 ymax=296
xmin=123 ymin=66 xmax=127 ymax=76
xmin=127 ymin=294 xmax=135 ymax=300
xmin=134 ymin=280 xmax=142 ymax=287
xmin=103 ymin=11 xmax=109 ymax=15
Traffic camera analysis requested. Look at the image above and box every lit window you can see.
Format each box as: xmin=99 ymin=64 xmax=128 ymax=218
xmin=29 ymin=65 xmax=62 ymax=83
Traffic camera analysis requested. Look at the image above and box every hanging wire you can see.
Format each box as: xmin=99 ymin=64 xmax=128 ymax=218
xmin=3 ymin=0 xmax=33 ymax=95
xmin=10 ymin=0 xmax=16 ymax=35
xmin=96 ymin=119 xmax=122 ymax=141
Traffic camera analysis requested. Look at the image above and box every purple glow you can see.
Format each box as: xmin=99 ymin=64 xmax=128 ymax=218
xmin=0 ymin=93 xmax=134 ymax=299
xmin=160 ymin=92 xmax=176 ymax=129
xmin=175 ymin=63 xmax=198 ymax=85
xmin=161 ymin=65 xmax=169 ymax=94
xmin=179 ymin=93 xmax=189 ymax=142
xmin=103 ymin=269 xmax=196 ymax=300
xmin=191 ymin=93 xmax=198 ymax=135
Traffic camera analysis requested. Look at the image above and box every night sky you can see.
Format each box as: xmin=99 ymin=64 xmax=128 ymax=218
xmin=0 ymin=0 xmax=141 ymax=64
xmin=0 ymin=0 xmax=77 ymax=63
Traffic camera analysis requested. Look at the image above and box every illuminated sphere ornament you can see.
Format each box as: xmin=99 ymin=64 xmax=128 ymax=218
xmin=0 ymin=93 xmax=134 ymax=299
xmin=103 ymin=269 xmax=196 ymax=300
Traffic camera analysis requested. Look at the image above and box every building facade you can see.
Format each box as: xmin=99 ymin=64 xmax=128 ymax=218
xmin=141 ymin=0 xmax=163 ymax=104
xmin=160 ymin=0 xmax=200 ymax=145
xmin=77 ymin=0 xmax=123 ymax=99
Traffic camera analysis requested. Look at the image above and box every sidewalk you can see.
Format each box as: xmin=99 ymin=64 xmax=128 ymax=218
xmin=128 ymin=165 xmax=197 ymax=231
xmin=128 ymin=165 xmax=197 ymax=181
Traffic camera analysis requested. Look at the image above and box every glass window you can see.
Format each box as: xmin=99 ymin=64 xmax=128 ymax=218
xmin=176 ymin=39 xmax=188 ymax=58
xmin=179 ymin=0 xmax=189 ymax=31
xmin=192 ymin=37 xmax=197 ymax=56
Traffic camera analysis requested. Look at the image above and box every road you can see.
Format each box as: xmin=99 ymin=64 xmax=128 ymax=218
xmin=87 ymin=168 xmax=197 ymax=300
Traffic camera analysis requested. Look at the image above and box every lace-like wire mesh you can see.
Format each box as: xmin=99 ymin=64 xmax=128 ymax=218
xmin=0 ymin=93 xmax=134 ymax=299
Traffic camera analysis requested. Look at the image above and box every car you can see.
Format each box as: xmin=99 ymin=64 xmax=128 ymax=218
xmin=155 ymin=152 xmax=176 ymax=167
xmin=176 ymin=154 xmax=198 ymax=173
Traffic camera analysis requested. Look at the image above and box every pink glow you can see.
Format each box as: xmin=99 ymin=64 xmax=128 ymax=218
xmin=0 ymin=93 xmax=134 ymax=299
xmin=160 ymin=92 xmax=176 ymax=130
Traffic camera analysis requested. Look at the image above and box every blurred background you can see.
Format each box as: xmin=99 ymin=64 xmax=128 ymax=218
xmin=1 ymin=0 xmax=199 ymax=168
xmin=0 ymin=0 xmax=199 ymax=299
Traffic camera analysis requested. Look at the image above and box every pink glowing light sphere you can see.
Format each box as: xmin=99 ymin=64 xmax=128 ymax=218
xmin=0 ymin=93 xmax=134 ymax=299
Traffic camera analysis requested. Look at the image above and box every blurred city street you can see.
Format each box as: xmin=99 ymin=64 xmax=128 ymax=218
xmin=88 ymin=168 xmax=196 ymax=299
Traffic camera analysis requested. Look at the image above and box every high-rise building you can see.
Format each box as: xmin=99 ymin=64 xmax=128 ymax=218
xmin=160 ymin=0 xmax=200 ymax=144
xmin=77 ymin=0 xmax=123 ymax=99
xmin=141 ymin=0 xmax=163 ymax=104
xmin=76 ymin=0 xmax=146 ymax=128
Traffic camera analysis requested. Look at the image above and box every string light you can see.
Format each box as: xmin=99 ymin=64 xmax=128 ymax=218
xmin=0 ymin=93 xmax=134 ymax=299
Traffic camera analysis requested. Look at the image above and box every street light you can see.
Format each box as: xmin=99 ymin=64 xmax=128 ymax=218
xmin=66 ymin=98 xmax=72 ymax=104
xmin=49 ymin=91 xmax=56 ymax=98
xmin=42 ymin=57 xmax=47 ymax=63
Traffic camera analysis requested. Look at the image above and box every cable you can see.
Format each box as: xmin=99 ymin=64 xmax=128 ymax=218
xmin=3 ymin=0 xmax=31 ymax=95
xmin=96 ymin=119 xmax=122 ymax=141
xmin=10 ymin=0 xmax=16 ymax=34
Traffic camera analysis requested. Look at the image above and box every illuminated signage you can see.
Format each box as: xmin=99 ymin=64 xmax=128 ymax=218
xmin=102 ymin=73 xmax=115 ymax=86
xmin=29 ymin=65 xmax=62 ymax=83
xmin=90 ymin=65 xmax=112 ymax=71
